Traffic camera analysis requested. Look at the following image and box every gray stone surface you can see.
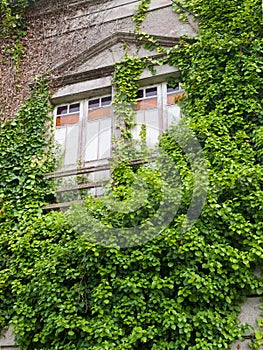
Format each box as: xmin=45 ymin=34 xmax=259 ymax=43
xmin=0 ymin=328 xmax=17 ymax=349
xmin=230 ymin=297 xmax=263 ymax=349
xmin=26 ymin=0 xmax=196 ymax=73
xmin=231 ymin=339 xmax=252 ymax=350
xmin=238 ymin=297 xmax=262 ymax=330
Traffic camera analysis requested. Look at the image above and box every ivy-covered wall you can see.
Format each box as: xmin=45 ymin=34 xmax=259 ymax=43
xmin=0 ymin=0 xmax=193 ymax=120
xmin=0 ymin=0 xmax=263 ymax=349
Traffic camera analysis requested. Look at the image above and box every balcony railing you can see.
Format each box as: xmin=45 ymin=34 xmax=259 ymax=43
xmin=43 ymin=158 xmax=153 ymax=210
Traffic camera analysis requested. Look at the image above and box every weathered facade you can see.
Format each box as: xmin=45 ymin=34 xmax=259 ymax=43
xmin=0 ymin=0 xmax=196 ymax=119
xmin=0 ymin=1 xmax=261 ymax=349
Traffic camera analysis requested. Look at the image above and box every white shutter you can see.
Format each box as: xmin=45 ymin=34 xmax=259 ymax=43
xmin=144 ymin=109 xmax=160 ymax=147
xmin=133 ymin=109 xmax=160 ymax=147
xmin=98 ymin=117 xmax=112 ymax=159
xmin=132 ymin=111 xmax=144 ymax=140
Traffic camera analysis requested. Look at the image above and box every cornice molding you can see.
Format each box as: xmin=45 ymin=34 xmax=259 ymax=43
xmin=51 ymin=32 xmax=179 ymax=87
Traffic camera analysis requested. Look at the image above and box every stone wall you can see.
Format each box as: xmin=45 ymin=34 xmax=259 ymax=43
xmin=0 ymin=0 xmax=196 ymax=119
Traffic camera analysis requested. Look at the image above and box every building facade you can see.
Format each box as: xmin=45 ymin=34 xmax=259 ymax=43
xmin=0 ymin=1 xmax=261 ymax=349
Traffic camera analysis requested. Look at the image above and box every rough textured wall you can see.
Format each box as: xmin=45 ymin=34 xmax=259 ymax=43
xmin=0 ymin=0 xmax=197 ymax=120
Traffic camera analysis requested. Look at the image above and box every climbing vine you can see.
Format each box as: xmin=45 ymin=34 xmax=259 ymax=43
xmin=0 ymin=0 xmax=262 ymax=349
xmin=0 ymin=0 xmax=36 ymax=65
xmin=112 ymin=54 xmax=145 ymax=140
xmin=133 ymin=0 xmax=151 ymax=33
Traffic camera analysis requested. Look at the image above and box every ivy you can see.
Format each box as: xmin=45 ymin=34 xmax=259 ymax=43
xmin=132 ymin=0 xmax=162 ymax=52
xmin=0 ymin=0 xmax=36 ymax=65
xmin=133 ymin=0 xmax=151 ymax=33
xmin=0 ymin=0 xmax=262 ymax=349
xmin=112 ymin=54 xmax=145 ymax=140
xmin=113 ymin=53 xmax=158 ymax=141
xmin=0 ymin=76 xmax=56 ymax=335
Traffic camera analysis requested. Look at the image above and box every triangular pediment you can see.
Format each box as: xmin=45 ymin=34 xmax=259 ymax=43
xmin=52 ymin=32 xmax=178 ymax=87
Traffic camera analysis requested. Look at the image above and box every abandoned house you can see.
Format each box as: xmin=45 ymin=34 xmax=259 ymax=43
xmin=0 ymin=0 xmax=261 ymax=349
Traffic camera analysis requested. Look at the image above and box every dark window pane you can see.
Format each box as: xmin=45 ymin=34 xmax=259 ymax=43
xmin=167 ymin=83 xmax=180 ymax=93
xmin=136 ymin=89 xmax=144 ymax=99
xmin=69 ymin=103 xmax=80 ymax=113
xmin=101 ymin=96 xmax=112 ymax=106
xmin=145 ymin=87 xmax=157 ymax=97
xmin=57 ymin=105 xmax=68 ymax=115
xmin=89 ymin=99 xmax=100 ymax=109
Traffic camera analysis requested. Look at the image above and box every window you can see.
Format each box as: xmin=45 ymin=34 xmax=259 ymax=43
xmin=85 ymin=94 xmax=112 ymax=163
xmin=136 ymin=86 xmax=158 ymax=98
xmin=166 ymin=82 xmax=182 ymax=126
xmin=54 ymin=102 xmax=81 ymax=169
xmin=166 ymin=82 xmax=183 ymax=105
xmin=54 ymin=95 xmax=113 ymax=170
xmin=88 ymin=95 xmax=112 ymax=109
xmin=88 ymin=95 xmax=112 ymax=120
xmin=54 ymin=82 xmax=182 ymax=169
xmin=135 ymin=86 xmax=158 ymax=110
xmin=56 ymin=103 xmax=80 ymax=126
xmin=167 ymin=82 xmax=180 ymax=93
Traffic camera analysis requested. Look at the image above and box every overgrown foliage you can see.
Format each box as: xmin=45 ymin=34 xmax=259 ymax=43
xmin=0 ymin=0 xmax=262 ymax=349
xmin=0 ymin=0 xmax=36 ymax=64
xmin=166 ymin=1 xmax=263 ymax=347
xmin=0 ymin=77 xmax=55 ymax=333
xmin=112 ymin=54 xmax=146 ymax=140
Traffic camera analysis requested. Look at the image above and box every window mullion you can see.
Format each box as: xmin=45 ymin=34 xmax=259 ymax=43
xmin=79 ymin=100 xmax=88 ymax=167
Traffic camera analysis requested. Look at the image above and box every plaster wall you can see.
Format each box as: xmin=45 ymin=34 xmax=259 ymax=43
xmin=1 ymin=0 xmax=197 ymax=118
xmin=27 ymin=0 xmax=196 ymax=71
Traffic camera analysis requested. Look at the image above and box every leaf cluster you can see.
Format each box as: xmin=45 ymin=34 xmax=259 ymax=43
xmin=0 ymin=0 xmax=36 ymax=64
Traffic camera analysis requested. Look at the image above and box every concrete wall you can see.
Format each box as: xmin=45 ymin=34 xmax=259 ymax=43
xmin=0 ymin=328 xmax=18 ymax=349
xmin=1 ymin=0 xmax=197 ymax=119
xmin=27 ymin=0 xmax=197 ymax=71
xmin=231 ymin=297 xmax=263 ymax=350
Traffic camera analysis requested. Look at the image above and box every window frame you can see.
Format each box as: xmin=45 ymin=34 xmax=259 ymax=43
xmin=136 ymin=85 xmax=158 ymax=100
xmin=88 ymin=94 xmax=112 ymax=110
xmin=166 ymin=82 xmax=183 ymax=94
xmin=56 ymin=102 xmax=80 ymax=116
xmin=53 ymin=80 xmax=182 ymax=169
xmin=55 ymin=102 xmax=81 ymax=127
